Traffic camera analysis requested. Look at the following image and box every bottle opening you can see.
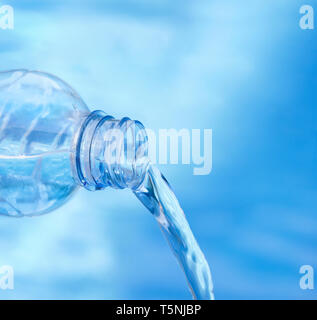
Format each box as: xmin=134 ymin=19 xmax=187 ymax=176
xmin=73 ymin=110 xmax=149 ymax=191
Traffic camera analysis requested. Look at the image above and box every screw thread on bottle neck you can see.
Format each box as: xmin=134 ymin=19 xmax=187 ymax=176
xmin=73 ymin=110 xmax=149 ymax=191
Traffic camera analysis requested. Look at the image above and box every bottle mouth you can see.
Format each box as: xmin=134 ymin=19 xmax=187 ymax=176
xmin=72 ymin=110 xmax=149 ymax=191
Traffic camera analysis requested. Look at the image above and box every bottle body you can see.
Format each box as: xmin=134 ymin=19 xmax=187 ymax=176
xmin=0 ymin=70 xmax=89 ymax=217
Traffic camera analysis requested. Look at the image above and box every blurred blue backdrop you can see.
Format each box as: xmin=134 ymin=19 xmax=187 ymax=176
xmin=0 ymin=0 xmax=316 ymax=299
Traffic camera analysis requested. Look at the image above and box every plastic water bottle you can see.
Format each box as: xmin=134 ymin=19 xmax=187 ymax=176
xmin=0 ymin=69 xmax=214 ymax=300
xmin=0 ymin=69 xmax=148 ymax=217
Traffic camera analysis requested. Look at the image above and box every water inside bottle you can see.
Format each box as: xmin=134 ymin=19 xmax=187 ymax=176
xmin=134 ymin=165 xmax=214 ymax=300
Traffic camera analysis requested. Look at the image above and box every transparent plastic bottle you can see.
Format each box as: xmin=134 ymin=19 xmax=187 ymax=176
xmin=0 ymin=70 xmax=148 ymax=217
xmin=0 ymin=70 xmax=214 ymax=300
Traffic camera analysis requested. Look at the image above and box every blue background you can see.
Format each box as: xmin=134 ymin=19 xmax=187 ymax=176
xmin=0 ymin=0 xmax=316 ymax=299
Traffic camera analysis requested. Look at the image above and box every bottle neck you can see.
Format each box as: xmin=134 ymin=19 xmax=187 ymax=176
xmin=72 ymin=110 xmax=149 ymax=191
